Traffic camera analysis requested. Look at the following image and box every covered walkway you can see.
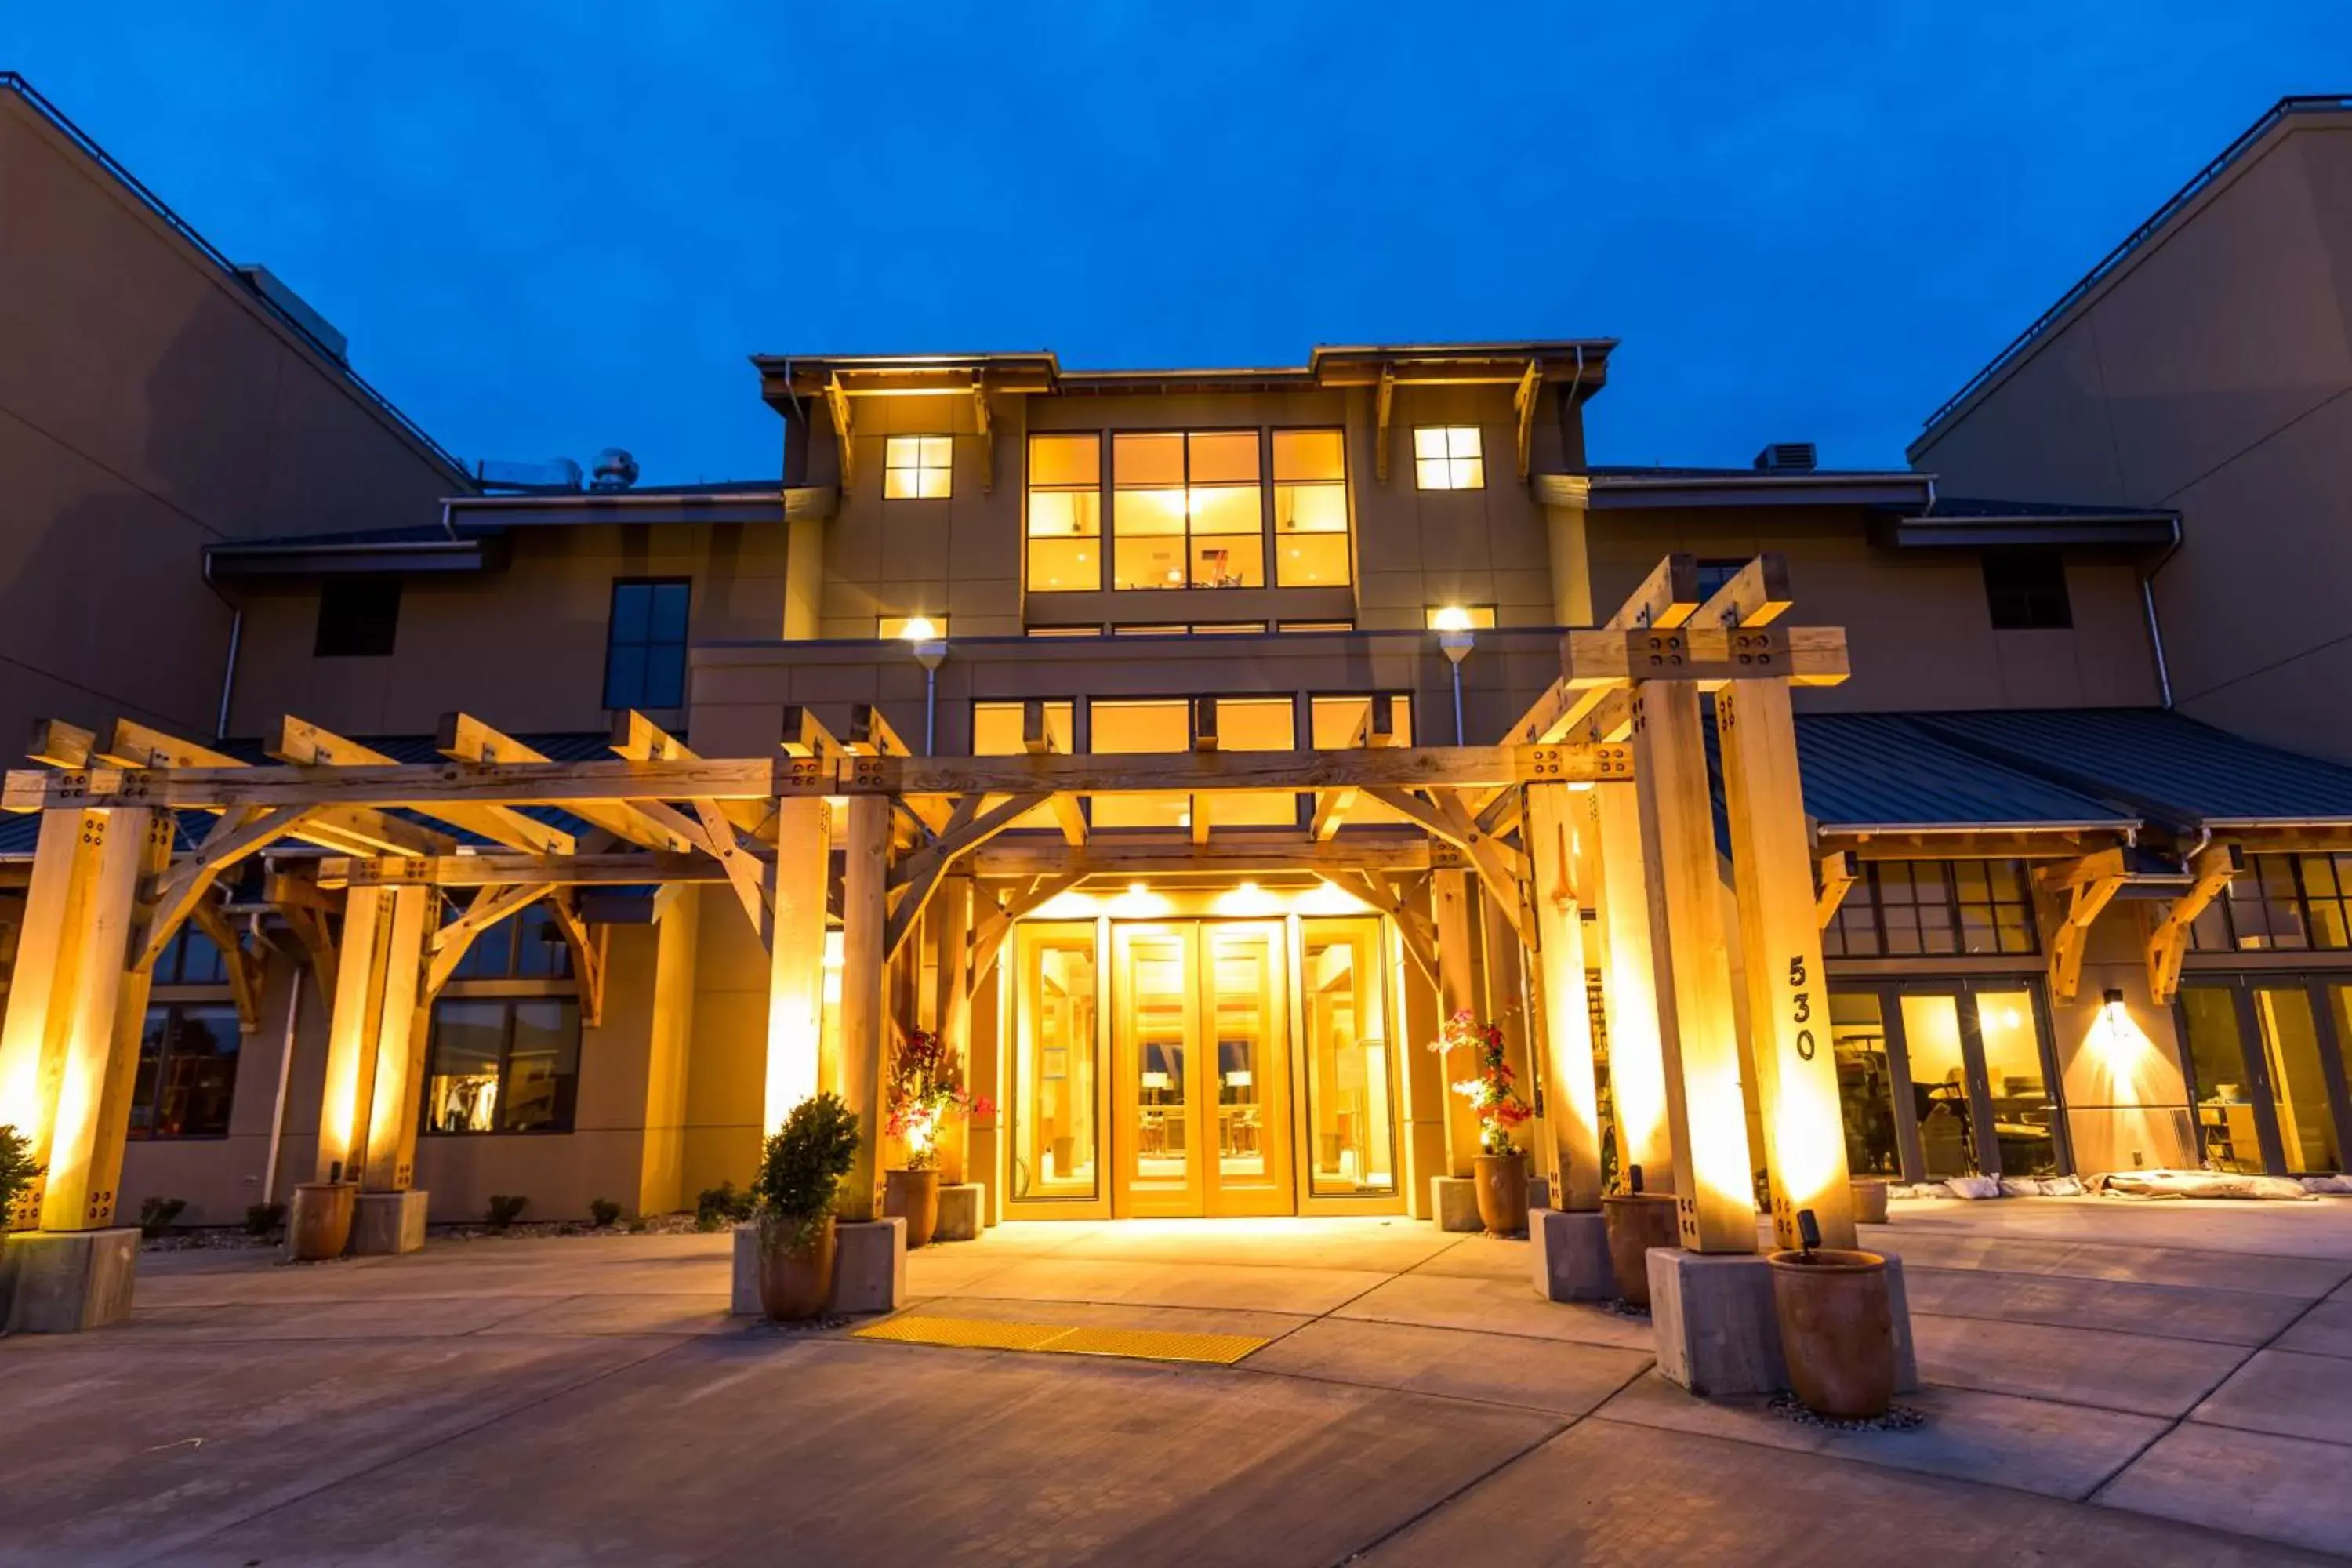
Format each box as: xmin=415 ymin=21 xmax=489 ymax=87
xmin=8 ymin=1202 xmax=2352 ymax=1562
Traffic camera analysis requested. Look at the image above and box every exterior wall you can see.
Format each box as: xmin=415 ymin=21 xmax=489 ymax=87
xmin=0 ymin=89 xmax=461 ymax=750
xmin=224 ymin=522 xmax=789 ymax=738
xmin=1911 ymin=115 xmax=2352 ymax=758
xmin=803 ymin=380 xmax=1579 ymax=639
xmin=681 ymin=886 xmax=770 ymax=1201
xmin=1587 ymin=510 xmax=2163 ymax=712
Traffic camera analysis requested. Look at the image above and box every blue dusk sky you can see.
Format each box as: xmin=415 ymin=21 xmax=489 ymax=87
xmin=5 ymin=5 xmax=2342 ymax=485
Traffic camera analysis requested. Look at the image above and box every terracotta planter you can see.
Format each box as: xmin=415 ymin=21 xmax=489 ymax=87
xmin=884 ymin=1167 xmax=940 ymax=1248
xmin=1850 ymin=1178 xmax=1891 ymax=1225
xmin=288 ymin=1181 xmax=357 ymax=1261
xmin=1769 ymin=1247 xmax=1897 ymax=1419
xmin=757 ymin=1214 xmax=838 ymax=1321
xmin=1473 ymin=1150 xmax=1530 ymax=1235
xmin=1601 ymin=1192 xmax=1680 ymax=1305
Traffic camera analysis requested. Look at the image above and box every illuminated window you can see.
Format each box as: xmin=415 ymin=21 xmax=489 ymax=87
xmin=1189 ymin=622 xmax=1266 ymax=635
xmin=1280 ymin=620 xmax=1355 ymax=633
xmin=1310 ymin=695 xmax=1415 ymax=825
xmin=1113 ymin=431 xmax=1264 ymax=590
xmin=878 ymin=615 xmax=948 ymax=641
xmin=423 ymin=999 xmax=581 ymax=1135
xmin=1087 ymin=699 xmax=1190 ymax=829
xmin=1112 ymin=624 xmax=1189 ymax=637
xmin=884 ymin=435 xmax=953 ymax=499
xmin=2191 ymin=854 xmax=2352 ymax=952
xmin=129 ymin=1004 xmax=240 ymax=1140
xmin=1414 ymin=426 xmax=1484 ymax=490
xmin=1820 ymin=861 xmax=2038 ymax=958
xmin=1424 ymin=605 xmax=1497 ymax=630
xmin=1273 ymin=429 xmax=1349 ymax=586
xmin=1026 ymin=434 xmax=1102 ymax=593
xmin=1025 ymin=625 xmax=1102 ymax=638
xmin=974 ymin=699 xmax=1073 ymax=831
xmin=1203 ymin=697 xmax=1299 ymax=829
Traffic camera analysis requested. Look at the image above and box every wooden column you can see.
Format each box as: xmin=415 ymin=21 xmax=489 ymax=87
xmin=1432 ymin=862 xmax=1481 ymax=1174
xmin=0 ymin=808 xmax=102 ymax=1229
xmin=764 ymin=796 xmax=833 ymax=1134
xmin=1526 ymin=783 xmax=1604 ymax=1210
xmin=315 ymin=885 xmax=395 ymax=1184
xmin=1630 ymin=681 xmax=1758 ymax=1253
xmin=1397 ymin=879 xmax=1448 ymax=1218
xmin=1480 ymin=884 xmax=1532 ymax=1122
xmin=932 ymin=873 xmax=973 ymax=1185
xmin=38 ymin=808 xmax=169 ymax=1231
xmin=1719 ymin=677 xmax=1856 ymax=1250
xmin=1592 ymin=783 xmax=1674 ymax=1191
xmin=835 ymin=793 xmax=891 ymax=1222
xmin=357 ymin=885 xmax=433 ymax=1192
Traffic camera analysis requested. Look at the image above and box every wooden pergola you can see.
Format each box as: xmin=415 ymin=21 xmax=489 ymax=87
xmin=0 ymin=552 xmax=1864 ymax=1314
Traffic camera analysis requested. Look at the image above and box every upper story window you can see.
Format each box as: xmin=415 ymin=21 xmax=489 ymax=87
xmin=1425 ymin=605 xmax=1497 ymax=630
xmin=974 ymin=699 xmax=1074 ymax=832
xmin=1414 ymin=426 xmax=1484 ymax=491
xmin=1983 ymin=550 xmax=2071 ymax=630
xmin=2190 ymin=854 xmax=2352 ymax=952
xmin=1821 ymin=859 xmax=2038 ymax=958
xmin=604 ymin=579 xmax=689 ymax=711
xmin=1026 ymin=434 xmax=1102 ymax=593
xmin=1273 ymin=430 xmax=1349 ymax=586
xmin=884 ymin=435 xmax=953 ymax=499
xmin=423 ymin=998 xmax=581 ymax=1134
xmin=1114 ymin=432 xmax=1263 ymax=590
xmin=880 ymin=615 xmax=948 ymax=641
xmin=315 ymin=578 xmax=401 ymax=658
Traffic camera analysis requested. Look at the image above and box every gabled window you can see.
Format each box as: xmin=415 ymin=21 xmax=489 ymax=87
xmin=1413 ymin=426 xmax=1484 ymax=491
xmin=884 ymin=435 xmax=953 ymax=499
xmin=314 ymin=578 xmax=401 ymax=658
xmin=603 ymin=579 xmax=690 ymax=711
xmin=1983 ymin=550 xmax=2071 ymax=630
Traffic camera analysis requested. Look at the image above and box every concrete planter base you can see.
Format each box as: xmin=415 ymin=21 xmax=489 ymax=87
xmin=1528 ymin=1174 xmax=1554 ymax=1211
xmin=933 ymin=1183 xmax=983 ymax=1242
xmin=827 ymin=1218 xmax=907 ymax=1316
xmin=351 ymin=1190 xmax=430 ymax=1256
xmin=1649 ymin=1247 xmax=1919 ymax=1399
xmin=1528 ymin=1208 xmax=1613 ymax=1302
xmin=1430 ymin=1177 xmax=1483 ymax=1232
xmin=2 ymin=1227 xmax=138 ymax=1333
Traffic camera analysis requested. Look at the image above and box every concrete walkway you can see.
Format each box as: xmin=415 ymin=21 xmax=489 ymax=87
xmin=5 ymin=1197 xmax=2352 ymax=1563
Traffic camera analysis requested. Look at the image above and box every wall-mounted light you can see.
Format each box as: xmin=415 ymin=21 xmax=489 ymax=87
xmin=1432 ymin=608 xmax=1475 ymax=744
xmin=903 ymin=619 xmax=948 ymax=752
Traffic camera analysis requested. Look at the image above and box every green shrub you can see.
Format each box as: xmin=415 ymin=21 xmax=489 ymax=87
xmin=0 ymin=1123 xmax=39 ymax=1224
xmin=244 ymin=1202 xmax=286 ymax=1236
xmin=589 ymin=1197 xmax=622 ymax=1228
xmin=485 ymin=1193 xmax=529 ymax=1229
xmin=752 ymin=1093 xmax=861 ymax=1253
xmin=138 ymin=1196 xmax=187 ymax=1238
xmin=694 ymin=1180 xmax=754 ymax=1232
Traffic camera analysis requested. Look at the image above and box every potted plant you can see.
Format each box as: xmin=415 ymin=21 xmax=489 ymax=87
xmin=883 ymin=1028 xmax=992 ymax=1247
xmin=752 ymin=1092 xmax=861 ymax=1321
xmin=1769 ymin=1212 xmax=1897 ymax=1418
xmin=0 ymin=1123 xmax=39 ymax=1231
xmin=1432 ymin=1011 xmax=1534 ymax=1235
xmin=1602 ymin=1163 xmax=1680 ymax=1305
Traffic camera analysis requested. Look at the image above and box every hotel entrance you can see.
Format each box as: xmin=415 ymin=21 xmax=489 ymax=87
xmin=1004 ymin=907 xmax=1403 ymax=1218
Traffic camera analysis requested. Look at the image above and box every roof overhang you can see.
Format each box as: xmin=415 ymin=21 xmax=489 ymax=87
xmin=1868 ymin=513 xmax=2180 ymax=550
xmin=441 ymin=490 xmax=821 ymax=527
xmin=205 ymin=535 xmax=510 ymax=580
xmin=1588 ymin=472 xmax=1935 ymax=511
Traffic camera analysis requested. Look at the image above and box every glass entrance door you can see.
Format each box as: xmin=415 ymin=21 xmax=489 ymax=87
xmin=2180 ymin=977 xmax=2352 ymax=1175
xmin=1112 ymin=921 xmax=1294 ymax=1217
xmin=1828 ymin=980 xmax=2065 ymax=1181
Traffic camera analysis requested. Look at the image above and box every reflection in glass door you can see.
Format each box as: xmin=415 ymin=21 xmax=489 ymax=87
xmin=1831 ymin=981 xmax=2066 ymax=1181
xmin=1009 ymin=923 xmax=1102 ymax=1206
xmin=1300 ymin=919 xmax=1397 ymax=1197
xmin=1117 ymin=927 xmax=1198 ymax=1214
xmin=2180 ymin=978 xmax=2350 ymax=1176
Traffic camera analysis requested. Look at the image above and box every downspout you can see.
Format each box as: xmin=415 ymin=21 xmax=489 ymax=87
xmin=201 ymin=547 xmax=242 ymax=739
xmin=2142 ymin=521 xmax=2183 ymax=710
xmin=260 ymin=962 xmax=303 ymax=1210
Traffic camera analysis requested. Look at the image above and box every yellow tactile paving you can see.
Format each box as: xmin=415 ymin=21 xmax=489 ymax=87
xmin=849 ymin=1313 xmax=1267 ymax=1365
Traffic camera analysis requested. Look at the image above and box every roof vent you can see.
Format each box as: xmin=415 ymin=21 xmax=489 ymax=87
xmin=590 ymin=448 xmax=641 ymax=492
xmin=1755 ymin=441 xmax=1817 ymax=474
xmin=474 ymin=457 xmax=583 ymax=493
xmin=234 ymin=264 xmax=348 ymax=363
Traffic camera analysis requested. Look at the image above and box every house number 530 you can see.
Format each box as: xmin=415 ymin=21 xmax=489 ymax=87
xmin=1787 ymin=956 xmax=1817 ymax=1061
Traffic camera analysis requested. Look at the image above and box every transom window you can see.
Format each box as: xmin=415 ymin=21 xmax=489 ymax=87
xmin=884 ymin=435 xmax=953 ymax=499
xmin=1414 ymin=426 xmax=1484 ymax=491
xmin=1025 ymin=434 xmax=1102 ymax=593
xmin=1821 ymin=859 xmax=2039 ymax=958
xmin=423 ymin=998 xmax=582 ymax=1135
xmin=604 ymin=579 xmax=690 ymax=711
xmin=1272 ymin=430 xmax=1349 ymax=586
xmin=2190 ymin=854 xmax=2352 ymax=952
xmin=1114 ymin=432 xmax=1263 ymax=590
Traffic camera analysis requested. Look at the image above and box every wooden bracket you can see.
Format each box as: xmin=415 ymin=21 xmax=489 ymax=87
xmin=1512 ymin=358 xmax=1541 ymax=480
xmin=188 ymin=898 xmax=266 ymax=1033
xmin=275 ymin=714 xmax=575 ymax=855
xmin=2038 ymin=848 xmax=2129 ymax=1005
xmin=973 ymin=378 xmax=994 ymax=492
xmin=2145 ymin=842 xmax=2242 ymax=1004
xmin=826 ymin=372 xmax=855 ymax=488
xmin=423 ymin=882 xmax=548 ymax=997
xmin=545 ymin=890 xmax=607 ymax=1027
xmin=886 ymin=793 xmax=1047 ymax=960
xmin=1316 ymin=869 xmax=1438 ymax=989
xmin=1374 ymin=363 xmax=1396 ymax=484
xmin=441 ymin=710 xmax=688 ymax=851
xmin=139 ymin=803 xmax=319 ymax=971
xmin=970 ymin=870 xmax=1087 ymax=987
xmin=1815 ymin=850 xmax=1857 ymax=930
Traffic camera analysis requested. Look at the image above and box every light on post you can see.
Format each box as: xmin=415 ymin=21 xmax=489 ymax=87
xmin=1433 ymin=608 xmax=1475 ymax=744
xmin=902 ymin=618 xmax=947 ymax=753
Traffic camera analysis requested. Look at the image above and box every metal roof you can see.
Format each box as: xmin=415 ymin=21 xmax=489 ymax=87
xmin=1789 ymin=713 xmax=2136 ymax=833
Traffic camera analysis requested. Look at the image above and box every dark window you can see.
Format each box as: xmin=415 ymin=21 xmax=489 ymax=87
xmin=154 ymin=925 xmax=228 ymax=985
xmin=130 ymin=1004 xmax=241 ymax=1139
xmin=1693 ymin=559 xmax=1747 ymax=603
xmin=448 ymin=900 xmax=574 ymax=981
xmin=314 ymin=578 xmax=401 ymax=657
xmin=422 ymin=998 xmax=581 ymax=1134
xmin=2190 ymin=853 xmax=2352 ymax=953
xmin=603 ymin=579 xmax=691 ymax=710
xmin=1981 ymin=550 xmax=2071 ymax=630
xmin=1821 ymin=859 xmax=2038 ymax=958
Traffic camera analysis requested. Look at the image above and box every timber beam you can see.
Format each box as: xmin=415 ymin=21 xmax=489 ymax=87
xmin=545 ymin=890 xmax=607 ymax=1026
xmin=423 ymin=883 xmax=547 ymax=997
xmin=612 ymin=710 xmax=770 ymax=836
xmin=1816 ymin=850 xmax=1857 ymax=928
xmin=970 ymin=830 xmax=1433 ymax=878
xmin=2145 ymin=842 xmax=2243 ymax=1004
xmin=273 ymin=716 xmax=575 ymax=855
xmin=439 ymin=711 xmax=691 ymax=852
xmin=825 ymin=373 xmax=855 ymax=487
xmin=1512 ymin=358 xmax=1541 ymax=480
xmin=320 ymin=851 xmax=721 ymax=887
xmin=2036 ymin=848 xmax=2130 ymax=1006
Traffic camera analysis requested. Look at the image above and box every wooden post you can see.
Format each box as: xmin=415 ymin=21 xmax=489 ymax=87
xmin=1397 ymin=878 xmax=1448 ymax=1218
xmin=1526 ymin=783 xmax=1603 ymax=1210
xmin=38 ymin=808 xmax=169 ymax=1230
xmin=0 ymin=808 xmax=101 ymax=1229
xmin=836 ymin=793 xmax=891 ymax=1222
xmin=932 ymin=872 xmax=973 ymax=1185
xmin=315 ymin=885 xmax=394 ymax=1183
xmin=358 ymin=885 xmax=432 ymax=1192
xmin=764 ymin=796 xmax=832 ymax=1134
xmin=1592 ymin=783 xmax=1674 ymax=1191
xmin=1630 ymin=679 xmax=1758 ymax=1253
xmin=1432 ymin=862 xmax=1481 ymax=1174
xmin=1719 ymin=677 xmax=1857 ymax=1251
